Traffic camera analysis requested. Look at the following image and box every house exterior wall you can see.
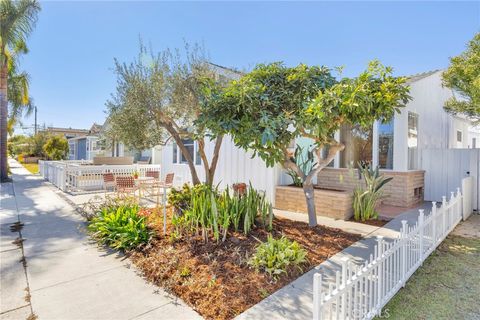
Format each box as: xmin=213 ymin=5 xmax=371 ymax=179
xmin=316 ymin=168 xmax=425 ymax=207
xmin=77 ymin=139 xmax=87 ymax=160
xmin=161 ymin=135 xmax=280 ymax=202
xmin=392 ymin=71 xmax=472 ymax=170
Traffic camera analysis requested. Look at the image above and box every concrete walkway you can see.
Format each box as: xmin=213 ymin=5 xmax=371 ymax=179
xmin=236 ymin=202 xmax=436 ymax=320
xmin=0 ymin=159 xmax=201 ymax=320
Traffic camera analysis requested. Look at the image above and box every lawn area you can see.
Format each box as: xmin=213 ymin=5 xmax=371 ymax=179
xmin=21 ymin=163 xmax=39 ymax=174
xmin=379 ymin=235 xmax=480 ymax=320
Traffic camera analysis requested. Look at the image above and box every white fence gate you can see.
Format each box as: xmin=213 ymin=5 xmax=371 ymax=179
xmin=420 ymin=148 xmax=479 ymax=211
xmin=313 ymin=183 xmax=469 ymax=320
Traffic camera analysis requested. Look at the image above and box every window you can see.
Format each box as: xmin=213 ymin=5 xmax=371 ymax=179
xmin=378 ymin=120 xmax=394 ymax=169
xmin=172 ymin=139 xmax=201 ymax=165
xmin=180 ymin=139 xmax=194 ymax=164
xmin=340 ymin=124 xmax=373 ymax=168
xmin=408 ymin=112 xmax=419 ymax=170
xmin=457 ymin=130 xmax=463 ymax=142
xmin=172 ymin=142 xmax=178 ymax=163
xmin=69 ymin=142 xmax=75 ymax=157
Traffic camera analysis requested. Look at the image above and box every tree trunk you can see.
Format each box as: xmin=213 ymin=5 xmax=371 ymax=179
xmin=198 ymin=135 xmax=223 ymax=186
xmin=164 ymin=124 xmax=201 ymax=185
xmin=302 ymin=182 xmax=317 ymax=227
xmin=207 ymin=135 xmax=223 ymax=185
xmin=282 ymin=143 xmax=345 ymax=227
xmin=0 ymin=65 xmax=8 ymax=181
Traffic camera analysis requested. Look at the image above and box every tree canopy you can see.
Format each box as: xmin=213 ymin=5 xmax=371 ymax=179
xmin=106 ymin=43 xmax=227 ymax=185
xmin=442 ymin=32 xmax=480 ymax=123
xmin=43 ymin=135 xmax=69 ymax=160
xmin=203 ymin=61 xmax=410 ymax=226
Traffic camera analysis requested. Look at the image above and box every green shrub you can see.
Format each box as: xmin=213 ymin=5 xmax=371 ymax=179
xmin=43 ymin=135 xmax=69 ymax=160
xmin=171 ymin=183 xmax=273 ymax=242
xmin=352 ymin=163 xmax=392 ymax=221
xmin=168 ymin=184 xmax=212 ymax=214
xmin=81 ymin=194 xmax=138 ymax=220
xmin=248 ymin=235 xmax=307 ymax=280
xmin=87 ymin=204 xmax=152 ymax=250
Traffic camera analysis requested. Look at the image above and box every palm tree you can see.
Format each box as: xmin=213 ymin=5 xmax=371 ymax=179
xmin=7 ymin=52 xmax=34 ymax=135
xmin=0 ymin=0 xmax=40 ymax=181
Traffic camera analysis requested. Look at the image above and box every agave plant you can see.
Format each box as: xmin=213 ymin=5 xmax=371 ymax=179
xmin=286 ymin=145 xmax=317 ymax=187
xmin=353 ymin=163 xmax=393 ymax=221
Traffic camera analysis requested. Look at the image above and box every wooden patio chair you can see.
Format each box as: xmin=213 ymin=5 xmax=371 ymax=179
xmin=115 ymin=176 xmax=138 ymax=199
xmin=155 ymin=173 xmax=175 ymax=207
xmin=146 ymin=170 xmax=160 ymax=180
xmin=142 ymin=171 xmax=161 ymax=197
xmin=103 ymin=173 xmax=116 ymax=195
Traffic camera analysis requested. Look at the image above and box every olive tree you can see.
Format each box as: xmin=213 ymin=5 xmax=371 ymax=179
xmin=202 ymin=61 xmax=410 ymax=226
xmin=106 ymin=43 xmax=225 ymax=185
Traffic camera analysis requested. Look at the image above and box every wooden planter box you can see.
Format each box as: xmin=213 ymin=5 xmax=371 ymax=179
xmin=275 ymin=186 xmax=353 ymax=220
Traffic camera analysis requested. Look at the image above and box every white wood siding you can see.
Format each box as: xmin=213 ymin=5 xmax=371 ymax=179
xmin=161 ymin=136 xmax=281 ymax=203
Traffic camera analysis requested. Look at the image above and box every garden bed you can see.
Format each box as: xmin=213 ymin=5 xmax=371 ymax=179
xmin=129 ymin=208 xmax=361 ymax=320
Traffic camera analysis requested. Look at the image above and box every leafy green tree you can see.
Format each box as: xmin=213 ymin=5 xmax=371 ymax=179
xmin=0 ymin=0 xmax=40 ymax=181
xmin=28 ymin=131 xmax=48 ymax=157
xmin=107 ymin=43 xmax=226 ymax=185
xmin=7 ymin=134 xmax=29 ymax=156
xmin=442 ymin=32 xmax=480 ymax=123
xmin=203 ymin=61 xmax=410 ymax=226
xmin=43 ymin=135 xmax=69 ymax=160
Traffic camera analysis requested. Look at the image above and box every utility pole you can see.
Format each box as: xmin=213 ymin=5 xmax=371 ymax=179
xmin=34 ymin=106 xmax=37 ymax=135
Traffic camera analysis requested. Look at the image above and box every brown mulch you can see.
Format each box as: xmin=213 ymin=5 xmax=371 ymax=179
xmin=129 ymin=208 xmax=361 ymax=320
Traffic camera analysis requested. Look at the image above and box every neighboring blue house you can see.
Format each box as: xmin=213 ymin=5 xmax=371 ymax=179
xmin=67 ymin=123 xmax=102 ymax=160
xmin=68 ymin=135 xmax=100 ymax=160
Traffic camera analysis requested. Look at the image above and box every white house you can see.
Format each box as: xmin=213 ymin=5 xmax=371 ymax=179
xmin=159 ymin=68 xmax=478 ymax=207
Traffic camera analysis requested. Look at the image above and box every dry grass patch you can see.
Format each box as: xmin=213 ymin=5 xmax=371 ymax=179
xmin=378 ymin=235 xmax=480 ymax=319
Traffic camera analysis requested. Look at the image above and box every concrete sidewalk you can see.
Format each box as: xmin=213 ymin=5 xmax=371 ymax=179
xmin=1 ymin=159 xmax=201 ymax=320
xmin=237 ymin=202 xmax=435 ymax=320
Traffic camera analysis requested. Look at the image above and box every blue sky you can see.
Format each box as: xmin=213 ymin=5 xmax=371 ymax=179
xmin=16 ymin=1 xmax=480 ymax=132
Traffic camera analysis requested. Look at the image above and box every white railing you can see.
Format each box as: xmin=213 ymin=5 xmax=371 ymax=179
xmin=39 ymin=160 xmax=161 ymax=192
xmin=65 ymin=163 xmax=161 ymax=192
xmin=313 ymin=187 xmax=465 ymax=320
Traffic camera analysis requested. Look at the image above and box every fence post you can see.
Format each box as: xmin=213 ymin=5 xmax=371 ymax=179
xmin=376 ymin=236 xmax=384 ymax=308
xmin=431 ymin=202 xmax=437 ymax=246
xmin=340 ymin=257 xmax=349 ymax=319
xmin=419 ymin=209 xmax=425 ymax=263
xmin=450 ymin=192 xmax=455 ymax=231
xmin=313 ymin=273 xmax=322 ymax=320
xmin=456 ymin=187 xmax=462 ymax=222
xmin=400 ymin=221 xmax=407 ymax=287
xmin=442 ymin=196 xmax=447 ymax=236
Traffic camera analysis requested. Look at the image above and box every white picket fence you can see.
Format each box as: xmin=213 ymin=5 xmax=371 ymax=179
xmin=39 ymin=160 xmax=161 ymax=192
xmin=313 ymin=187 xmax=467 ymax=320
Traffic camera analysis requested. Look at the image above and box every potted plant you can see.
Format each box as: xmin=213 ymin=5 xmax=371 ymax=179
xmin=233 ymin=182 xmax=247 ymax=196
xmin=133 ymin=171 xmax=139 ymax=179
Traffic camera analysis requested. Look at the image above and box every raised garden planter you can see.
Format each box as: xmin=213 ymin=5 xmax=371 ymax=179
xmin=275 ymin=185 xmax=353 ymax=220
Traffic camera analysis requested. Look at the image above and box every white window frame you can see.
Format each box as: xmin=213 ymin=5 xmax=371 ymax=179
xmin=69 ymin=142 xmax=75 ymax=157
xmin=456 ymin=130 xmax=463 ymax=143
xmin=172 ymin=140 xmax=201 ymax=165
